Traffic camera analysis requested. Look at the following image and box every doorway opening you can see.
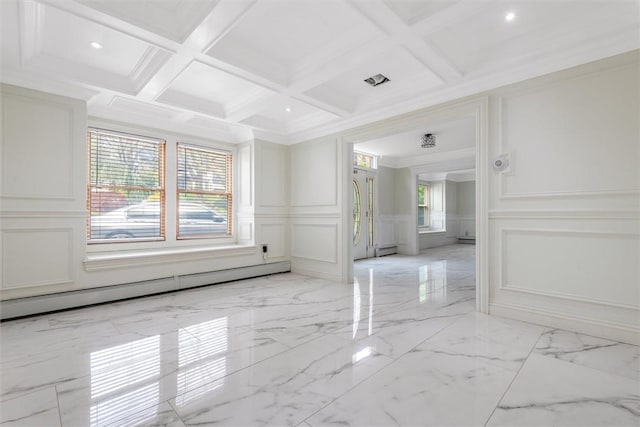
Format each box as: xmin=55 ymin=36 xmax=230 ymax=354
xmin=343 ymin=97 xmax=488 ymax=313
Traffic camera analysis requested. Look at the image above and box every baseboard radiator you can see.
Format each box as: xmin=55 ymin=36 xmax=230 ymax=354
xmin=457 ymin=237 xmax=476 ymax=245
xmin=376 ymin=245 xmax=398 ymax=257
xmin=0 ymin=261 xmax=291 ymax=321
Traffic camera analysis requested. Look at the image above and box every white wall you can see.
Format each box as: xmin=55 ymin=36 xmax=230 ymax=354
xmin=1 ymin=85 xmax=87 ymax=299
xmin=487 ymin=52 xmax=640 ymax=344
xmin=289 ymin=136 xmax=347 ymax=281
xmin=253 ymin=139 xmax=290 ymax=262
xmin=0 ymin=84 xmax=288 ymax=303
xmin=393 ymin=167 xmax=418 ymax=254
xmin=457 ymin=180 xmax=476 ymax=239
xmin=376 ymin=165 xmax=396 ymax=249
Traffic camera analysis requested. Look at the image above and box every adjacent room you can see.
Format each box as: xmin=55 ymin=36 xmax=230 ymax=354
xmin=1 ymin=0 xmax=638 ymax=425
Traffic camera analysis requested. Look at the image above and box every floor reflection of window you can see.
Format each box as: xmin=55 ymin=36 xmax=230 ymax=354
xmin=176 ymin=317 xmax=228 ymax=406
xmin=90 ymin=383 xmax=159 ymax=427
xmin=89 ymin=336 xmax=161 ymax=427
xmin=419 ymin=260 xmax=447 ymax=304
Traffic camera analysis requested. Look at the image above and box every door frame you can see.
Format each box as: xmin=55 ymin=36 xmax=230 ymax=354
xmin=339 ymin=96 xmax=489 ymax=313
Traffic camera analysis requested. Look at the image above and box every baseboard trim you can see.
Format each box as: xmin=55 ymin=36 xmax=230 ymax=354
xmin=1 ymin=261 xmax=291 ymax=320
xmin=489 ymin=301 xmax=640 ymax=346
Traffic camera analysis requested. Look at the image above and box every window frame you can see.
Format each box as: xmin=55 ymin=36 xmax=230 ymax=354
xmin=176 ymin=142 xmax=233 ymax=240
xmin=87 ymin=127 xmax=166 ymax=244
xmin=417 ymin=183 xmax=429 ymax=229
xmin=353 ymin=151 xmax=377 ymax=169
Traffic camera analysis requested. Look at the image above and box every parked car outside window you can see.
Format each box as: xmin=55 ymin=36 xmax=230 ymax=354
xmin=90 ymin=201 xmax=226 ymax=240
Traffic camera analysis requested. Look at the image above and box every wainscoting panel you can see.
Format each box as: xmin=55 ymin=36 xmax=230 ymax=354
xmin=500 ymin=228 xmax=639 ymax=309
xmin=377 ymin=215 xmax=396 ymax=248
xmin=1 ymin=228 xmax=74 ymax=289
xmin=291 ymin=223 xmax=337 ymax=263
xmin=259 ymin=222 xmax=286 ymax=259
xmin=458 ymin=217 xmax=475 ymax=239
xmin=488 ymin=53 xmax=640 ymax=345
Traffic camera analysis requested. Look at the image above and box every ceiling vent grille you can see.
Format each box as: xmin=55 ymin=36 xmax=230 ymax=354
xmin=364 ymin=74 xmax=390 ymax=87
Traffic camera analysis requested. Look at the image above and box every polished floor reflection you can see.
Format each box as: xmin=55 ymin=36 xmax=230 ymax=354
xmin=1 ymin=244 xmax=638 ymax=426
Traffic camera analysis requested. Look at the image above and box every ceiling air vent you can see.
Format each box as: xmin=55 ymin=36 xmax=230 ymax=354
xmin=364 ymin=74 xmax=390 ymax=87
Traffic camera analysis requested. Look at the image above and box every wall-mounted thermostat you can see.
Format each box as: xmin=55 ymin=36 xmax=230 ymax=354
xmin=492 ymin=153 xmax=510 ymax=172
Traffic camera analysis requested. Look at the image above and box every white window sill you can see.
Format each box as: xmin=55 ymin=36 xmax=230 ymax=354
xmin=419 ymin=229 xmax=446 ymax=235
xmin=84 ymin=244 xmax=256 ymax=271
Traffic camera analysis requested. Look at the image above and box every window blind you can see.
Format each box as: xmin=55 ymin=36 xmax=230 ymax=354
xmin=177 ymin=143 xmax=232 ymax=238
xmin=87 ymin=128 xmax=166 ymax=242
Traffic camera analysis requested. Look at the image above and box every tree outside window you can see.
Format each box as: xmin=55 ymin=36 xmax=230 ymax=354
xmin=418 ymin=184 xmax=429 ymax=227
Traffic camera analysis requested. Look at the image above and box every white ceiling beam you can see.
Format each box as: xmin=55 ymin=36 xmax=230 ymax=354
xmin=189 ymin=0 xmax=257 ymax=54
xmin=288 ymin=37 xmax=396 ymax=94
xmin=346 ymin=0 xmax=462 ymax=81
xmin=410 ymin=0 xmax=489 ymax=37
xmin=135 ymin=0 xmax=260 ymax=101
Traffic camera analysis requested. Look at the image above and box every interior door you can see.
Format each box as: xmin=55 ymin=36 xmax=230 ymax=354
xmin=353 ymin=168 xmax=375 ymax=260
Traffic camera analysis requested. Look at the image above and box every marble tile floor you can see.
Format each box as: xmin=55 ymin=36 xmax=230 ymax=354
xmin=1 ymin=244 xmax=638 ymax=426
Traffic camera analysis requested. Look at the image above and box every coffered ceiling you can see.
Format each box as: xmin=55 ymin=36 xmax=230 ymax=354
xmin=1 ymin=0 xmax=638 ymax=144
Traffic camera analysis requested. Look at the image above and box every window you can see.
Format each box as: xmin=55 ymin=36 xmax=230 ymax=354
xmin=87 ymin=128 xmax=165 ymax=242
xmin=418 ymin=184 xmax=429 ymax=228
xmin=354 ymin=151 xmax=377 ymax=169
xmin=177 ymin=143 xmax=232 ymax=238
xmin=353 ymin=179 xmax=362 ymax=244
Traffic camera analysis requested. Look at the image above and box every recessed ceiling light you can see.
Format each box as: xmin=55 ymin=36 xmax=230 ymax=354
xmin=90 ymin=41 xmax=103 ymax=49
xmin=505 ymin=11 xmax=516 ymax=22
xmin=285 ymin=107 xmax=291 ymax=112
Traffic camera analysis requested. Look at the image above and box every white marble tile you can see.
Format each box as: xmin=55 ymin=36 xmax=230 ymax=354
xmin=333 ymin=306 xmax=465 ymax=359
xmin=0 ymin=321 xmax=130 ymax=401
xmin=169 ymin=334 xmax=394 ymax=426
xmin=8 ymin=244 xmax=637 ymax=427
xmin=534 ymin=329 xmax=640 ymax=381
xmin=425 ymin=311 xmax=545 ymax=371
xmin=0 ymin=387 xmax=61 ymax=426
xmin=56 ymin=331 xmax=189 ymax=427
xmin=56 ymin=323 xmax=288 ymax=426
xmin=487 ymin=353 xmax=640 ymax=426
xmin=248 ymin=302 xmax=362 ymax=348
xmin=307 ymin=341 xmax=518 ymax=426
xmin=105 ymin=402 xmax=185 ymax=427
xmin=0 ymin=316 xmax=50 ymax=339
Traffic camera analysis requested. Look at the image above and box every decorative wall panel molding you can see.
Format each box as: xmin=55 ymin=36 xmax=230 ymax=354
xmin=2 ymin=93 xmax=75 ymax=200
xmin=291 ymin=223 xmax=337 ymax=263
xmin=499 ymin=227 xmax=639 ymax=310
xmin=1 ymin=228 xmax=74 ymax=289
xmin=0 ymin=211 xmax=87 ymax=218
xmin=290 ymin=139 xmax=337 ymax=207
xmin=259 ymin=223 xmax=286 ymax=258
xmin=496 ymin=61 xmax=639 ymax=199
xmin=237 ymin=144 xmax=253 ymax=209
xmin=489 ymin=209 xmax=640 ymax=220
xmin=259 ymin=145 xmax=286 ymax=207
